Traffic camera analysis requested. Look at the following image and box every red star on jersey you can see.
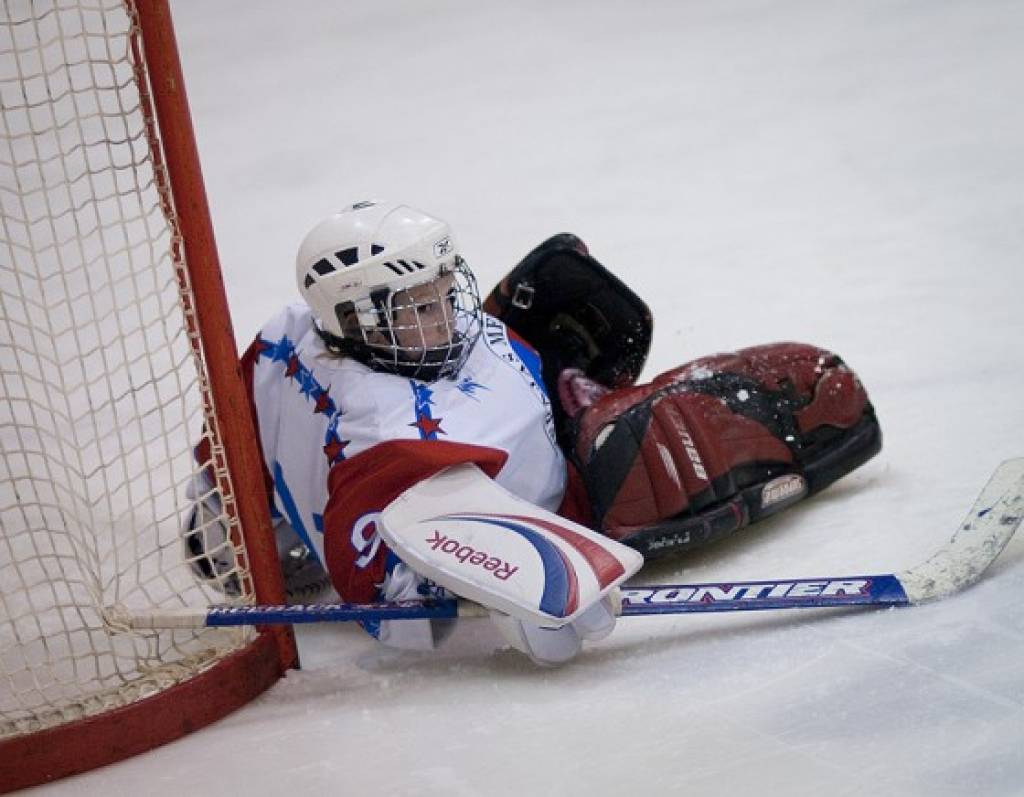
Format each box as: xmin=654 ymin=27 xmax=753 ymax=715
xmin=323 ymin=438 xmax=350 ymax=463
xmin=410 ymin=414 xmax=446 ymax=438
xmin=285 ymin=354 xmax=300 ymax=378
xmin=254 ymin=338 xmax=273 ymax=357
xmin=314 ymin=389 xmax=332 ymax=415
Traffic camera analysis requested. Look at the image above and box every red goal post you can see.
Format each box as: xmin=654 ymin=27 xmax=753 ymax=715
xmin=0 ymin=0 xmax=298 ymax=790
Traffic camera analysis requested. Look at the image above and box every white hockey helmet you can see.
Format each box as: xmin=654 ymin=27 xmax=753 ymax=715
xmin=296 ymin=200 xmax=482 ymax=380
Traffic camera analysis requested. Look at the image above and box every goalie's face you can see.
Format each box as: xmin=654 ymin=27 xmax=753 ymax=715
xmin=350 ymin=258 xmax=483 ymax=381
xmin=389 ymin=272 xmax=459 ymax=351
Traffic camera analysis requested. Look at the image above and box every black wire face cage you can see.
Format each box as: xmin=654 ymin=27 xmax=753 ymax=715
xmin=354 ymin=256 xmax=483 ymax=381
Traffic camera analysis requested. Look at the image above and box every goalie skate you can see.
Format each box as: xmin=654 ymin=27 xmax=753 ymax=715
xmin=182 ymin=498 xmax=243 ymax=597
xmin=183 ymin=502 xmax=331 ymax=602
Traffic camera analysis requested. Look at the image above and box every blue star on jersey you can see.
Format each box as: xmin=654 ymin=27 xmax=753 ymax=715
xmin=409 ymin=380 xmax=446 ymax=439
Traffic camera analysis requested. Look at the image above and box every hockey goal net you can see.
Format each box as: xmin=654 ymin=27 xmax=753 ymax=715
xmin=0 ymin=0 xmax=296 ymax=789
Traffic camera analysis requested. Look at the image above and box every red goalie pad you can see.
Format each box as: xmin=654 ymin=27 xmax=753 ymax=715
xmin=568 ymin=342 xmax=881 ymax=556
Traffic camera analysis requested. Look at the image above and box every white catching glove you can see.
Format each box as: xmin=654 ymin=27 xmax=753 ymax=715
xmin=376 ymin=463 xmax=641 ymax=666
xmin=377 ymin=563 xmax=619 ymax=666
xmin=489 ymin=593 xmax=618 ymax=666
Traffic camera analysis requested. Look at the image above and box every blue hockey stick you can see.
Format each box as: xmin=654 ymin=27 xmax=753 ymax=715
xmin=117 ymin=458 xmax=1022 ymax=630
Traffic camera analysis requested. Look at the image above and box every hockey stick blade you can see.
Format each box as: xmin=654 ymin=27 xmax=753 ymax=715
xmin=112 ymin=459 xmax=1022 ymax=629
xmin=896 ymin=456 xmax=1024 ymax=603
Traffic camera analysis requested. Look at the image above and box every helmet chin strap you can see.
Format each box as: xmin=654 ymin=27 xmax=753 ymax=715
xmin=395 ymin=336 xmax=467 ymax=381
xmin=315 ymin=326 xmax=466 ymax=382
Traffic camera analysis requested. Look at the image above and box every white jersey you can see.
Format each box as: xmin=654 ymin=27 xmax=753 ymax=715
xmin=249 ymin=302 xmax=567 ymax=565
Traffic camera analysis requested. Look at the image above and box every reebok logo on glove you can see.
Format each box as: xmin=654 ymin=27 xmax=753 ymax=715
xmin=424 ymin=530 xmax=520 ymax=581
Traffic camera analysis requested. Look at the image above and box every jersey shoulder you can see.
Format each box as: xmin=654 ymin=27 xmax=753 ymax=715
xmin=475 ymin=313 xmax=546 ymax=389
xmin=257 ymin=301 xmax=317 ymax=344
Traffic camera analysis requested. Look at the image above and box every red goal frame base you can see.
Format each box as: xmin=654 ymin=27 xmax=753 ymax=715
xmin=0 ymin=632 xmax=285 ymax=793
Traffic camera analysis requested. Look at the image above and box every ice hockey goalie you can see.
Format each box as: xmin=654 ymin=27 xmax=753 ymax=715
xmin=185 ymin=204 xmax=881 ymax=665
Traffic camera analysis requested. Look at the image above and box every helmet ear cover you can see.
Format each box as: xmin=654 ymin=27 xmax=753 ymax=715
xmin=332 ymin=300 xmax=357 ymax=334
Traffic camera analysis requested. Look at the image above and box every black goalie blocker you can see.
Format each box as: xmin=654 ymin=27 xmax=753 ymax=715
xmin=482 ymin=233 xmax=653 ymax=443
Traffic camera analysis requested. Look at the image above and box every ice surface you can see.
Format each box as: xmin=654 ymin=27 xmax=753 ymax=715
xmin=31 ymin=0 xmax=1024 ymax=794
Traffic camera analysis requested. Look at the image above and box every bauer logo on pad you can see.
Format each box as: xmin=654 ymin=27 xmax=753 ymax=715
xmin=760 ymin=474 xmax=807 ymax=510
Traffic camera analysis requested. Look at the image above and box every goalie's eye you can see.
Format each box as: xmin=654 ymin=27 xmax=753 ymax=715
xmin=414 ymin=294 xmax=443 ymax=315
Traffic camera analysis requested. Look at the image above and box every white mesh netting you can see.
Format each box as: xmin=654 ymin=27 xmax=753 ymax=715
xmin=1 ymin=0 xmax=255 ymax=737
